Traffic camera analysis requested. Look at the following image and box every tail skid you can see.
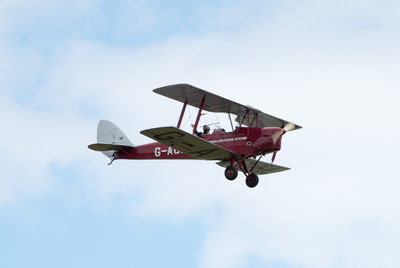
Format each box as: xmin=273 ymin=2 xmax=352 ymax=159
xmin=88 ymin=120 xmax=134 ymax=159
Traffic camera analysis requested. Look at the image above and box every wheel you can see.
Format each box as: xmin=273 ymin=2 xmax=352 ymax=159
xmin=224 ymin=165 xmax=238 ymax=181
xmin=245 ymin=173 xmax=259 ymax=188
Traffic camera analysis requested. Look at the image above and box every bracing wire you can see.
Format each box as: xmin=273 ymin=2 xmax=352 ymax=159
xmin=182 ymin=106 xmax=194 ymax=130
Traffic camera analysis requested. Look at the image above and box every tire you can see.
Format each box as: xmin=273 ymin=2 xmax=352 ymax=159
xmin=245 ymin=173 xmax=259 ymax=188
xmin=224 ymin=166 xmax=238 ymax=181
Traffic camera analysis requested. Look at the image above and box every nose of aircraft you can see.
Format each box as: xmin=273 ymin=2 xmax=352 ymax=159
xmin=252 ymin=123 xmax=298 ymax=162
xmin=252 ymin=127 xmax=281 ymax=149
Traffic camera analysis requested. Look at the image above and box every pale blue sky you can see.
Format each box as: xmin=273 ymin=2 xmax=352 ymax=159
xmin=1 ymin=1 xmax=400 ymax=268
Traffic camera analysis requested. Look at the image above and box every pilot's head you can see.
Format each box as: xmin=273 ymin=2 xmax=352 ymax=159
xmin=203 ymin=125 xmax=210 ymax=134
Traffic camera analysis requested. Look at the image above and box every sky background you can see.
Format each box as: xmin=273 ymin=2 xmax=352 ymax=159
xmin=1 ymin=0 xmax=400 ymax=267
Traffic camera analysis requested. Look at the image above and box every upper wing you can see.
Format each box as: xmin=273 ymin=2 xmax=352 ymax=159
xmin=217 ymin=158 xmax=290 ymax=175
xmin=153 ymin=84 xmax=302 ymax=130
xmin=140 ymin=126 xmax=238 ymax=160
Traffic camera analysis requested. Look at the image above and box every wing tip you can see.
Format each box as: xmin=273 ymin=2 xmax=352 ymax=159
xmin=153 ymin=83 xmax=194 ymax=94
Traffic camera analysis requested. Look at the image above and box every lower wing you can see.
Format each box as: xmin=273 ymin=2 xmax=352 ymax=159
xmin=140 ymin=126 xmax=238 ymax=160
xmin=217 ymin=158 xmax=290 ymax=175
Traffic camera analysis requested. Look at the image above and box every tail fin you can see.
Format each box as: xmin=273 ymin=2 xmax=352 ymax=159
xmin=88 ymin=120 xmax=134 ymax=158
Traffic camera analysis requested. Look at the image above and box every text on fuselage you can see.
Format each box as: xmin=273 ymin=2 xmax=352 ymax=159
xmin=154 ymin=147 xmax=182 ymax=157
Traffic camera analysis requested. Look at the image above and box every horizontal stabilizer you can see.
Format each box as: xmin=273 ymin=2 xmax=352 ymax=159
xmin=88 ymin=143 xmax=134 ymax=152
xmin=140 ymin=126 xmax=238 ymax=160
xmin=217 ymin=158 xmax=290 ymax=175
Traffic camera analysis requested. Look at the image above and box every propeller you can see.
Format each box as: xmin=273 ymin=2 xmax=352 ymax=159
xmin=272 ymin=122 xmax=295 ymax=144
xmin=271 ymin=122 xmax=295 ymax=163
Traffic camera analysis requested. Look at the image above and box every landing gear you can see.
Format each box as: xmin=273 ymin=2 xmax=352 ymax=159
xmin=223 ymin=159 xmax=260 ymax=188
xmin=245 ymin=173 xmax=259 ymax=188
xmin=224 ymin=165 xmax=238 ymax=181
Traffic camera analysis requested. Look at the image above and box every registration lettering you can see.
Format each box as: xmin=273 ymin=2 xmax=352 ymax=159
xmin=154 ymin=146 xmax=182 ymax=157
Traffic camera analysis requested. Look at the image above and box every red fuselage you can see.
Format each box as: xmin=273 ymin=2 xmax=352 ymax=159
xmin=116 ymin=127 xmax=282 ymax=160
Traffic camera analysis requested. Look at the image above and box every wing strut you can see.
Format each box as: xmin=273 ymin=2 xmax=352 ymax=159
xmin=228 ymin=113 xmax=235 ymax=131
xmin=192 ymin=95 xmax=206 ymax=134
xmin=177 ymin=100 xmax=187 ymax=128
xmin=234 ymin=109 xmax=249 ymax=136
xmin=249 ymin=155 xmax=263 ymax=173
xmin=249 ymin=113 xmax=258 ymax=127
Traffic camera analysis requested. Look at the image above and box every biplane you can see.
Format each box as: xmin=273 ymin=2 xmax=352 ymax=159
xmin=88 ymin=84 xmax=301 ymax=188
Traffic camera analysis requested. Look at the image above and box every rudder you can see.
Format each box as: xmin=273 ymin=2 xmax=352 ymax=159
xmin=88 ymin=120 xmax=134 ymax=158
